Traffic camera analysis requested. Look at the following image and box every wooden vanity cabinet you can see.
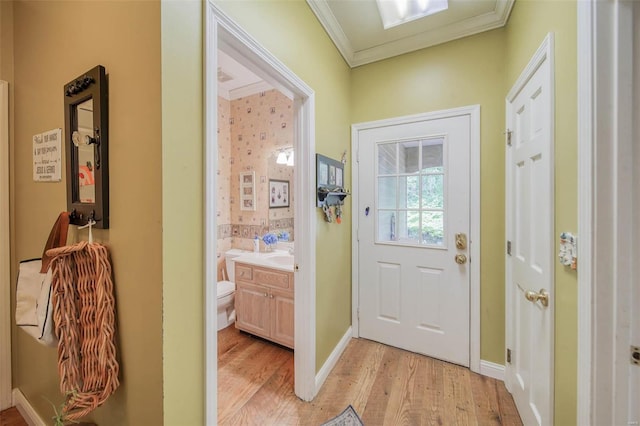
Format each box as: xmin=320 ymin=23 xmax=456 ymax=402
xmin=234 ymin=262 xmax=294 ymax=349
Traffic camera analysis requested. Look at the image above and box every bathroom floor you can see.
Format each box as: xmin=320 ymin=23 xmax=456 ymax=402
xmin=217 ymin=326 xmax=522 ymax=425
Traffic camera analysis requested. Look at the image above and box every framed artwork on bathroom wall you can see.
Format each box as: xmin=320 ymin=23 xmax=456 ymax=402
xmin=240 ymin=171 xmax=256 ymax=211
xmin=269 ymin=179 xmax=289 ymax=208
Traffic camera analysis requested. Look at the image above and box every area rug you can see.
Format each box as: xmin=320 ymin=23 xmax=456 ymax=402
xmin=320 ymin=405 xmax=364 ymax=426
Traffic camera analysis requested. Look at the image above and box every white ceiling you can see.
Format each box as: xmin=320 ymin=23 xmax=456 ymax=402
xmin=306 ymin=0 xmax=514 ymax=68
xmin=217 ymin=49 xmax=271 ymax=99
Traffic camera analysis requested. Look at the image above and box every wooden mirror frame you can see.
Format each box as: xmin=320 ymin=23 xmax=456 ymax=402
xmin=64 ymin=65 xmax=109 ymax=228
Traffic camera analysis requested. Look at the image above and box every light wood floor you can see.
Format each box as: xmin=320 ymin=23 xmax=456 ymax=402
xmin=0 ymin=407 xmax=28 ymax=426
xmin=218 ymin=326 xmax=522 ymax=425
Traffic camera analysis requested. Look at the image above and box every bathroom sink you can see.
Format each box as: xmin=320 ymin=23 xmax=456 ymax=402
xmin=268 ymin=255 xmax=294 ymax=267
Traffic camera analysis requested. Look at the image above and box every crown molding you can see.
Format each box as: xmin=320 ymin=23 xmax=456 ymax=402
xmin=305 ymin=0 xmax=354 ymax=65
xmin=307 ymin=0 xmax=514 ymax=68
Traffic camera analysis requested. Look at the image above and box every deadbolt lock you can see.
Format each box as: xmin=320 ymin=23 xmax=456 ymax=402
xmin=455 ymin=233 xmax=467 ymax=250
xmin=455 ymin=254 xmax=467 ymax=265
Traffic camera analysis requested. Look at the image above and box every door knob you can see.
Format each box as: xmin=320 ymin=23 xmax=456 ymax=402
xmin=524 ymin=289 xmax=549 ymax=307
xmin=454 ymin=254 xmax=467 ymax=265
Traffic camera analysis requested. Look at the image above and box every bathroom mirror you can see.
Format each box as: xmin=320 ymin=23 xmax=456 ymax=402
xmin=64 ymin=65 xmax=109 ymax=228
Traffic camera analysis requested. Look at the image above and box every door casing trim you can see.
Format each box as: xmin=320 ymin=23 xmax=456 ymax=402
xmin=0 ymin=80 xmax=11 ymax=410
xmin=351 ymin=105 xmax=481 ymax=373
xmin=205 ymin=3 xmax=317 ymax=424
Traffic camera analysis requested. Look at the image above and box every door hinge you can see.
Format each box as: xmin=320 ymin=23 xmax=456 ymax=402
xmin=507 ymin=240 xmax=512 ymax=256
xmin=506 ymin=129 xmax=512 ymax=147
xmin=507 ymin=348 xmax=512 ymax=364
xmin=632 ymin=346 xmax=640 ymax=365
xmin=357 ymin=308 xmax=360 ymax=321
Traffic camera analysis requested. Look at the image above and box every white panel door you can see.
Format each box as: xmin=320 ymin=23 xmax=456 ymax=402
xmin=357 ymin=113 xmax=471 ymax=366
xmin=505 ymin=36 xmax=554 ymax=426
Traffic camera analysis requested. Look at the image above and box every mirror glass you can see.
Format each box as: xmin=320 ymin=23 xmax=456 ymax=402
xmin=76 ymin=98 xmax=95 ymax=204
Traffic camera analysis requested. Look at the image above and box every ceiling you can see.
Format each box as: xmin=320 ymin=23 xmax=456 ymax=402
xmin=217 ymin=49 xmax=272 ymax=99
xmin=306 ymin=0 xmax=514 ymax=68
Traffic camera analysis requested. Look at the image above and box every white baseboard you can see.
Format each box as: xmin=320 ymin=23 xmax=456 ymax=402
xmin=479 ymin=360 xmax=505 ymax=381
xmin=315 ymin=326 xmax=352 ymax=391
xmin=12 ymin=388 xmax=47 ymax=426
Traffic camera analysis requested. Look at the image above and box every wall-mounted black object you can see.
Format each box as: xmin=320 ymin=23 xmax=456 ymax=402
xmin=316 ymin=153 xmax=350 ymax=207
xmin=64 ymin=65 xmax=109 ymax=228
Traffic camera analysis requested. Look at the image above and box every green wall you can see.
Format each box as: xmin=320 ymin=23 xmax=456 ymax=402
xmin=161 ymin=1 xmax=204 ymax=425
xmin=351 ymin=28 xmax=508 ymax=364
xmin=352 ymin=1 xmax=578 ymax=423
xmin=504 ymin=1 xmax=578 ymax=425
xmin=214 ymin=0 xmax=353 ymax=372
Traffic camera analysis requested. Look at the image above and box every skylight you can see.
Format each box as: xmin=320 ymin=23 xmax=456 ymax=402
xmin=376 ymin=0 xmax=449 ymax=29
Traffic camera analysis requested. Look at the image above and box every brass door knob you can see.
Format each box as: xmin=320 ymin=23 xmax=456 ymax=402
xmin=454 ymin=254 xmax=467 ymax=265
xmin=524 ymin=289 xmax=549 ymax=307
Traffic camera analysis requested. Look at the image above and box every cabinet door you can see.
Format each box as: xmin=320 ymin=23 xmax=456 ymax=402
xmin=235 ymin=281 xmax=270 ymax=338
xmin=270 ymin=287 xmax=294 ymax=349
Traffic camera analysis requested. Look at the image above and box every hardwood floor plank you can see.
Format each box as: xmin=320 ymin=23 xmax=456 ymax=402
xmin=470 ymin=372 xmax=504 ymax=425
xmin=0 ymin=407 xmax=28 ymax=426
xmin=496 ymin=379 xmax=523 ymax=425
xmin=217 ymin=328 xmax=522 ymax=425
xmin=218 ymin=338 xmax=291 ymax=423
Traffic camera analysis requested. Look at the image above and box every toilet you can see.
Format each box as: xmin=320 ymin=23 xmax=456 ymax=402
xmin=217 ymin=249 xmax=243 ymax=331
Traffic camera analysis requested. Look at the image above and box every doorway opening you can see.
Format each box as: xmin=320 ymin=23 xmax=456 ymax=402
xmin=205 ymin=3 xmax=317 ymax=424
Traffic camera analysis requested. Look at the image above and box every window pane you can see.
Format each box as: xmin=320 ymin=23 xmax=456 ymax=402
xmin=399 ymin=176 xmax=419 ymax=209
xmin=377 ymin=210 xmax=396 ymax=242
xmin=422 ymin=211 xmax=444 ymax=245
xmin=378 ymin=177 xmax=397 ymax=209
xmin=398 ymin=210 xmax=420 ymax=243
xmin=399 ymin=140 xmax=420 ymax=174
xmin=422 ymin=139 xmax=443 ymax=172
xmin=378 ymin=143 xmax=396 ymax=174
xmin=422 ymin=174 xmax=444 ymax=209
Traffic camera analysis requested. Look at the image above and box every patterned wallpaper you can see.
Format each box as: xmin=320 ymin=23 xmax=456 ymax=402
xmin=216 ymin=89 xmax=295 ymax=257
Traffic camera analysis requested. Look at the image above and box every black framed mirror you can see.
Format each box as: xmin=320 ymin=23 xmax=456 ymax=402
xmin=64 ymin=65 xmax=109 ymax=228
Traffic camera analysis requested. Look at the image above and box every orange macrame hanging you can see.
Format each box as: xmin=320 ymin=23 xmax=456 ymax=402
xmin=47 ymin=241 xmax=119 ymax=420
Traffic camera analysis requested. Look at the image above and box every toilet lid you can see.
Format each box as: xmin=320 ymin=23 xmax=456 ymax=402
xmin=217 ymin=280 xmax=235 ymax=297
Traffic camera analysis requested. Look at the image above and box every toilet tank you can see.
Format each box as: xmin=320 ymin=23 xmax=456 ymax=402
xmin=224 ymin=249 xmax=245 ymax=282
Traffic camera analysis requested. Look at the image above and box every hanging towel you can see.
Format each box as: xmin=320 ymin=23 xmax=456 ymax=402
xmin=47 ymin=241 xmax=119 ymax=421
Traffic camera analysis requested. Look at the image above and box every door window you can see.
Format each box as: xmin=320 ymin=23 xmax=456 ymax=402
xmin=376 ymin=138 xmax=445 ymax=247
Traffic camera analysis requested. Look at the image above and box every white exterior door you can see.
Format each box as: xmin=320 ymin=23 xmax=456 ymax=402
xmin=505 ymin=35 xmax=554 ymax=426
xmin=355 ymin=110 xmax=472 ymax=367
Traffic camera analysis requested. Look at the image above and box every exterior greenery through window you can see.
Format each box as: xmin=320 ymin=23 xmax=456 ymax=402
xmin=377 ymin=138 xmax=445 ymax=246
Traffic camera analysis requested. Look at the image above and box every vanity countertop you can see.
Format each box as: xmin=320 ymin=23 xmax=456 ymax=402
xmin=232 ymin=250 xmax=294 ymax=273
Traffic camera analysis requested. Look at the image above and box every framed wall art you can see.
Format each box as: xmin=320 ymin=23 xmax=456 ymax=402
xmin=240 ymin=171 xmax=256 ymax=211
xmin=269 ymin=179 xmax=289 ymax=208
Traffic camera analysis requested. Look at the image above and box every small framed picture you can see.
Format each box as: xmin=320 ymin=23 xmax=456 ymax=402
xmin=269 ymin=179 xmax=289 ymax=208
xmin=329 ymin=165 xmax=336 ymax=185
xmin=318 ymin=161 xmax=328 ymax=185
xmin=336 ymin=168 xmax=343 ymax=187
xmin=239 ymin=171 xmax=256 ymax=211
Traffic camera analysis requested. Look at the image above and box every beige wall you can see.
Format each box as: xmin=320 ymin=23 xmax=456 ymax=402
xmin=352 ymin=28 xmax=508 ymax=363
xmin=214 ymin=0 xmax=353 ymax=371
xmin=7 ymin=1 xmax=163 ymax=424
xmin=504 ymin=1 xmax=578 ymax=425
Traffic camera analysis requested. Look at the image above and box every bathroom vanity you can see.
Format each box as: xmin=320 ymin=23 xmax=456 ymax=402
xmin=234 ymin=260 xmax=294 ymax=349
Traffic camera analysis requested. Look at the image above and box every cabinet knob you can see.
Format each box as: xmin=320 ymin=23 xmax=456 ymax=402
xmin=264 ymin=292 xmax=268 ymax=297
